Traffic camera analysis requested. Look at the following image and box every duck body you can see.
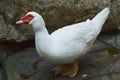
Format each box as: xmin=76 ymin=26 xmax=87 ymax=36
xmin=34 ymin=8 xmax=110 ymax=64
xmin=35 ymin=20 xmax=94 ymax=64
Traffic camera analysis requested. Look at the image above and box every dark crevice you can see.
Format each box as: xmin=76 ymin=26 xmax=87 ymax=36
xmin=0 ymin=39 xmax=35 ymax=53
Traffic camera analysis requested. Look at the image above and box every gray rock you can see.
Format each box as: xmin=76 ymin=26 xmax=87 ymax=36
xmin=0 ymin=0 xmax=120 ymax=42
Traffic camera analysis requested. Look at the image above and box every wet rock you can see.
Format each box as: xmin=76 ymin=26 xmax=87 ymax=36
xmin=0 ymin=0 xmax=120 ymax=42
xmin=98 ymin=33 xmax=120 ymax=49
xmin=0 ymin=51 xmax=7 ymax=66
xmin=4 ymin=48 xmax=40 ymax=80
xmin=85 ymin=54 xmax=120 ymax=80
xmin=0 ymin=68 xmax=7 ymax=80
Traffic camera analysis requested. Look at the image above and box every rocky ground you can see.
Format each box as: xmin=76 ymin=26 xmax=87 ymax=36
xmin=0 ymin=0 xmax=120 ymax=80
xmin=0 ymin=34 xmax=119 ymax=80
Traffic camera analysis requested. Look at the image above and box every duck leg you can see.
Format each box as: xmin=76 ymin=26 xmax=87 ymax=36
xmin=62 ymin=60 xmax=78 ymax=77
xmin=52 ymin=60 xmax=78 ymax=78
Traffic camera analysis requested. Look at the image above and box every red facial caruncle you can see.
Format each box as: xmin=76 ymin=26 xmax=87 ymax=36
xmin=21 ymin=14 xmax=34 ymax=24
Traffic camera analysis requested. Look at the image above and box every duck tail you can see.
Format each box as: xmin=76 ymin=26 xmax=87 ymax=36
xmin=92 ymin=7 xmax=110 ymax=28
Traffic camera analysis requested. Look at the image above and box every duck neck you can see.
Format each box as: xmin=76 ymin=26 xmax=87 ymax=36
xmin=35 ymin=28 xmax=50 ymax=41
xmin=33 ymin=21 xmax=50 ymax=41
xmin=33 ymin=20 xmax=51 ymax=54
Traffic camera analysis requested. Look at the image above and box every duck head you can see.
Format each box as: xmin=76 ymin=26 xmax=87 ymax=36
xmin=16 ymin=12 xmax=45 ymax=32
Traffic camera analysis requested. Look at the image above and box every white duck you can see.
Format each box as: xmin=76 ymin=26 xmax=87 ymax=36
xmin=16 ymin=8 xmax=110 ymax=77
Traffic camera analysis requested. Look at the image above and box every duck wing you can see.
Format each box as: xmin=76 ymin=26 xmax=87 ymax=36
xmin=51 ymin=19 xmax=96 ymax=44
